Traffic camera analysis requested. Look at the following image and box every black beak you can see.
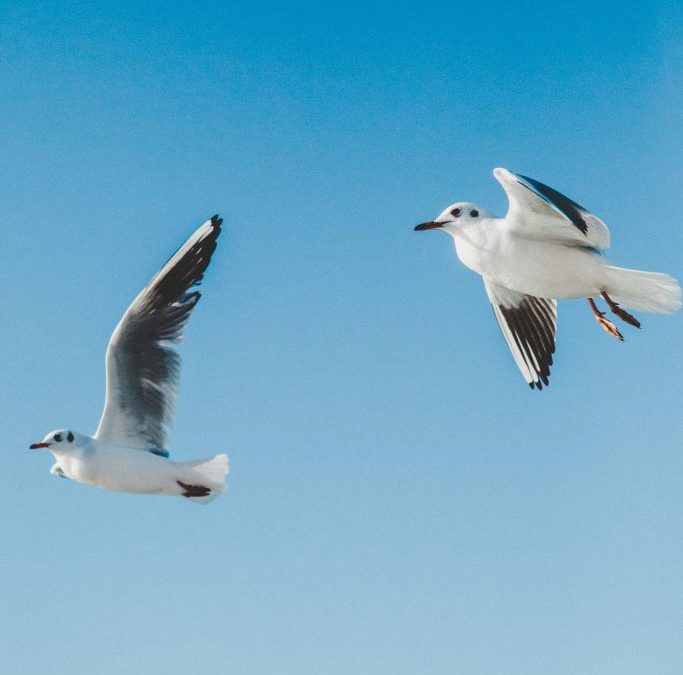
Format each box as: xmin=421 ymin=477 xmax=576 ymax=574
xmin=414 ymin=221 xmax=445 ymax=231
xmin=30 ymin=442 xmax=51 ymax=449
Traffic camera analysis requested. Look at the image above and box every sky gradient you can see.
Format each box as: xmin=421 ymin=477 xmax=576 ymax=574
xmin=1 ymin=1 xmax=682 ymax=673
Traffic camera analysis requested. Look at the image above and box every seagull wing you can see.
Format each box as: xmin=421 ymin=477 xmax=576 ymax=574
xmin=483 ymin=278 xmax=557 ymax=390
xmin=494 ymin=167 xmax=610 ymax=251
xmin=95 ymin=215 xmax=222 ymax=453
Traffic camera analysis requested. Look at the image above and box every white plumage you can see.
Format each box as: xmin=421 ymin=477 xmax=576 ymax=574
xmin=415 ymin=168 xmax=681 ymax=389
xmin=30 ymin=215 xmax=229 ymax=503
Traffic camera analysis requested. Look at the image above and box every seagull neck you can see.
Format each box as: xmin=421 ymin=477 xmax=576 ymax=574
xmin=449 ymin=217 xmax=496 ymax=245
xmin=447 ymin=216 xmax=503 ymax=276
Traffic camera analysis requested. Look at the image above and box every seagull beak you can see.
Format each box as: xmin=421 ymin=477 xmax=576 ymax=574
xmin=414 ymin=221 xmax=445 ymax=231
xmin=29 ymin=441 xmax=51 ymax=449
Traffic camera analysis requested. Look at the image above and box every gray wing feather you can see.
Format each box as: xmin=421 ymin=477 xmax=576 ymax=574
xmin=95 ymin=216 xmax=222 ymax=452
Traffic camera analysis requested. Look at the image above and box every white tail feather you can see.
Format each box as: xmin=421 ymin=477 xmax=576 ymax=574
xmin=180 ymin=453 xmax=229 ymax=504
xmin=605 ymin=266 xmax=682 ymax=314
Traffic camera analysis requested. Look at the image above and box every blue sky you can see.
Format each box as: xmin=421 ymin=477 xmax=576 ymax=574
xmin=1 ymin=1 xmax=682 ymax=673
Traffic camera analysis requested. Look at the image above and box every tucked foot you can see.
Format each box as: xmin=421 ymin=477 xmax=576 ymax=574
xmin=588 ymin=298 xmax=624 ymax=341
xmin=601 ymin=291 xmax=641 ymax=328
xmin=50 ymin=463 xmax=69 ymax=479
xmin=177 ymin=480 xmax=212 ymax=498
xmin=596 ymin=315 xmax=624 ymax=341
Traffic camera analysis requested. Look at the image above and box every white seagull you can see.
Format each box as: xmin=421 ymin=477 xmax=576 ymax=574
xmin=30 ymin=215 xmax=229 ymax=503
xmin=415 ymin=168 xmax=681 ymax=389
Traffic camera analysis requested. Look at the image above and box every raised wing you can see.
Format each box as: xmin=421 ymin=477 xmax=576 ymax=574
xmin=483 ymin=278 xmax=557 ymax=390
xmin=494 ymin=168 xmax=610 ymax=251
xmin=95 ymin=215 xmax=222 ymax=452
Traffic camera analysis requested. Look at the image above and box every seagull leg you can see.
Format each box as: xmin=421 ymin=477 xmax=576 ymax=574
xmin=601 ymin=291 xmax=641 ymax=328
xmin=588 ymin=297 xmax=623 ymax=340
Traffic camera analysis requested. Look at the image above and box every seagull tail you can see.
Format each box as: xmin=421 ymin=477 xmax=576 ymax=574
xmin=178 ymin=453 xmax=230 ymax=504
xmin=604 ymin=266 xmax=682 ymax=314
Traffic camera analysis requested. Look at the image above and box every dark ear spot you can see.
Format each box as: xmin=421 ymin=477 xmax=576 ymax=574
xmin=67 ymin=432 xmax=74 ymax=443
xmin=471 ymin=209 xmax=479 ymax=217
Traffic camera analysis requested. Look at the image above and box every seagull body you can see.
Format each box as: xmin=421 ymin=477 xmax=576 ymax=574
xmin=451 ymin=216 xmax=605 ymax=298
xmin=31 ymin=216 xmax=228 ymax=503
xmin=44 ymin=434 xmax=228 ymax=501
xmin=416 ymin=168 xmax=681 ymax=389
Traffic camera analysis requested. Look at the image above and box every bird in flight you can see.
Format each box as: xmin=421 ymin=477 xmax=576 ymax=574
xmin=415 ymin=168 xmax=681 ymax=389
xmin=30 ymin=215 xmax=228 ymax=503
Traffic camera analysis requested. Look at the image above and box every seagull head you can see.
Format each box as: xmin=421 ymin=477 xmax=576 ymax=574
xmin=415 ymin=202 xmax=490 ymax=234
xmin=30 ymin=429 xmax=81 ymax=451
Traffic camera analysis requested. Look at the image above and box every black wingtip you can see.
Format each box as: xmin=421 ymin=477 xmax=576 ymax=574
xmin=207 ymin=215 xmax=223 ymax=239
xmin=517 ymin=173 xmax=589 ymax=235
xmin=530 ymin=378 xmax=551 ymax=391
xmin=152 ymin=215 xmax=223 ymax=302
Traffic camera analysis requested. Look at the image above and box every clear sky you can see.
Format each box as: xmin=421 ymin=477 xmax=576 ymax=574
xmin=1 ymin=1 xmax=682 ymax=673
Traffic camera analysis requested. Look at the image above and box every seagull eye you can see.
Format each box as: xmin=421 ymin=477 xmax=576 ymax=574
xmin=67 ymin=432 xmax=74 ymax=443
xmin=54 ymin=433 xmax=63 ymax=443
xmin=451 ymin=208 xmax=461 ymax=217
xmin=471 ymin=209 xmax=479 ymax=217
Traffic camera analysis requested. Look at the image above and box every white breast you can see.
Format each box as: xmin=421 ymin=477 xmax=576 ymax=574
xmin=453 ymin=225 xmax=608 ymax=299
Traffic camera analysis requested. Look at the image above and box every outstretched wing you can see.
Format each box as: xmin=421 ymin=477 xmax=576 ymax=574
xmin=95 ymin=215 xmax=222 ymax=452
xmin=494 ymin=168 xmax=610 ymax=251
xmin=483 ymin=278 xmax=557 ymax=390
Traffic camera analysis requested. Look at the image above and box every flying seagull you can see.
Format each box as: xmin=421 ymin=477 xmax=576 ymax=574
xmin=30 ymin=215 xmax=228 ymax=503
xmin=415 ymin=168 xmax=681 ymax=389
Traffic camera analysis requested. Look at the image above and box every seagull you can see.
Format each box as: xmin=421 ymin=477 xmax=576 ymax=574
xmin=415 ymin=168 xmax=681 ymax=389
xmin=30 ymin=215 xmax=229 ymax=503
